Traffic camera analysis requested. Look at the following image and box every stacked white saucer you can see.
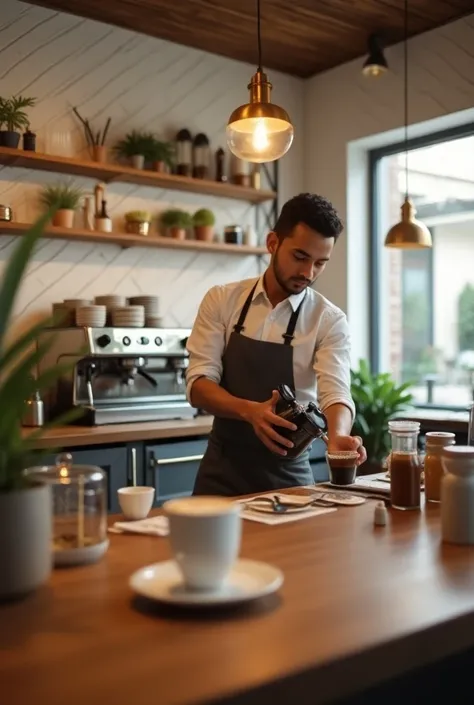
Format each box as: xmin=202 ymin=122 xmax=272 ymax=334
xmin=112 ymin=305 xmax=145 ymax=327
xmin=95 ymin=295 xmax=126 ymax=325
xmin=76 ymin=305 xmax=107 ymax=327
xmin=129 ymin=296 xmax=159 ymax=325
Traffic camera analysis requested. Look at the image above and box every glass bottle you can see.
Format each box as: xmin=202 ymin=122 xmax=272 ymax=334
xmin=424 ymin=431 xmax=455 ymax=503
xmin=95 ymin=198 xmax=112 ymax=233
xmin=388 ymin=420 xmax=421 ymax=510
xmin=27 ymin=453 xmax=108 ymax=566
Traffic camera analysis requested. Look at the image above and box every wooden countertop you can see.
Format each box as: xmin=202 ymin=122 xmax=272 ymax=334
xmin=21 ymin=416 xmax=214 ymax=449
xmin=396 ymin=407 xmax=469 ymax=434
xmin=3 ymin=491 xmax=474 ymax=705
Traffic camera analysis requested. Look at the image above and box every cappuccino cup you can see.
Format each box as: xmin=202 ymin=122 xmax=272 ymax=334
xmin=163 ymin=496 xmax=242 ymax=591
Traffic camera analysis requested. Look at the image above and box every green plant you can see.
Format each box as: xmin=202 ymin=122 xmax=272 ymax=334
xmin=351 ymin=359 xmax=414 ymax=465
xmin=125 ymin=210 xmax=151 ymax=223
xmin=0 ymin=95 xmax=36 ymax=132
xmin=0 ymin=211 xmax=82 ymax=491
xmin=193 ymin=208 xmax=215 ymax=227
xmin=458 ymin=283 xmax=474 ymax=352
xmin=146 ymin=137 xmax=174 ymax=167
xmin=114 ymin=130 xmax=154 ymax=158
xmin=39 ymin=183 xmax=82 ymax=211
xmin=160 ymin=209 xmax=192 ymax=229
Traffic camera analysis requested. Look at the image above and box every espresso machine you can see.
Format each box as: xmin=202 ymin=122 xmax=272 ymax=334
xmin=36 ymin=327 xmax=195 ymax=425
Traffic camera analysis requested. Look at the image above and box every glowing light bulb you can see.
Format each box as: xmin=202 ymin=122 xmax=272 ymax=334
xmin=252 ymin=119 xmax=269 ymax=152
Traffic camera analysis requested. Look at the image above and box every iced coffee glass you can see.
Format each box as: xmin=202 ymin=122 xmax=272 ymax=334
xmin=388 ymin=421 xmax=421 ymax=510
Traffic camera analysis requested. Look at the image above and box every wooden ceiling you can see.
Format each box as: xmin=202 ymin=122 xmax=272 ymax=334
xmin=27 ymin=0 xmax=474 ymax=77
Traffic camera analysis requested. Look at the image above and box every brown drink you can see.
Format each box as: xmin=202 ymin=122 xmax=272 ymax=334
xmin=326 ymin=451 xmax=358 ymax=486
xmin=390 ymin=452 xmax=421 ymax=510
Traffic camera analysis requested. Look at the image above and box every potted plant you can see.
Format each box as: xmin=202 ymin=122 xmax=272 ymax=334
xmin=72 ymin=107 xmax=111 ymax=163
xmin=159 ymin=209 xmax=192 ymax=240
xmin=124 ymin=210 xmax=152 ymax=236
xmin=192 ymin=208 xmax=215 ymax=242
xmin=0 ymin=210 xmax=81 ymax=600
xmin=114 ymin=130 xmax=154 ymax=170
xmin=0 ymin=95 xmax=36 ymax=148
xmin=146 ymin=137 xmax=174 ymax=173
xmin=351 ymin=359 xmax=414 ymax=475
xmin=39 ymin=183 xmax=82 ymax=228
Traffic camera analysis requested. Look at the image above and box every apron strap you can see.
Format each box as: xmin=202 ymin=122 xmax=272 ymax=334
xmin=282 ymin=295 xmax=305 ymax=345
xmin=233 ymin=282 xmax=258 ymax=334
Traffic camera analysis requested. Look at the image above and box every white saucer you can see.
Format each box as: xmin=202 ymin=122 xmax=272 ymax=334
xmin=129 ymin=558 xmax=284 ymax=607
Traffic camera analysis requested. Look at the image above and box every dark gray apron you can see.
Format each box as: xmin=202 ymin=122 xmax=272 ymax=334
xmin=193 ymin=281 xmax=314 ymax=496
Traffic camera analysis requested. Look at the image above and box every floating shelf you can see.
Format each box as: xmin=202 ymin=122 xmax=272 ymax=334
xmin=0 ymin=147 xmax=276 ymax=204
xmin=0 ymin=221 xmax=268 ymax=256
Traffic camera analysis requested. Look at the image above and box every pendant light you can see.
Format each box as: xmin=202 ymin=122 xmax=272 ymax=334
xmin=384 ymin=0 xmax=432 ymax=249
xmin=226 ymin=0 xmax=294 ymax=164
xmin=362 ymin=34 xmax=389 ymax=77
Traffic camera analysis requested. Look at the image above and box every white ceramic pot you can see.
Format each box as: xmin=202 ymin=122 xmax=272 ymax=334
xmin=131 ymin=154 xmax=145 ymax=170
xmin=0 ymin=482 xmax=52 ymax=601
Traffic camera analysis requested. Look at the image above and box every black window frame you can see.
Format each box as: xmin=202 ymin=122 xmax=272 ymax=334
xmin=369 ymin=121 xmax=474 ymax=410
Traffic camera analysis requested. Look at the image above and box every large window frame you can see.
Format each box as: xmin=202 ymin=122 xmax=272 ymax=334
xmin=369 ymin=121 xmax=474 ymax=410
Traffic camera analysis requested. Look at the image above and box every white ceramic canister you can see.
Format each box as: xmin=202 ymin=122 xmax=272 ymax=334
xmin=441 ymin=446 xmax=474 ymax=545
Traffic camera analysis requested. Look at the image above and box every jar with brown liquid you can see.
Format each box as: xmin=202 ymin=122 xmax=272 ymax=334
xmin=424 ymin=431 xmax=455 ymax=503
xmin=389 ymin=421 xmax=421 ymax=510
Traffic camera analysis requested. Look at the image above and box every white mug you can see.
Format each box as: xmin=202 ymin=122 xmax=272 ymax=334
xmin=118 ymin=486 xmax=155 ymax=520
xmin=163 ymin=496 xmax=242 ymax=591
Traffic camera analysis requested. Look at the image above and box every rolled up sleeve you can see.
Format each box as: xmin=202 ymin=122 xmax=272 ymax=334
xmin=185 ymin=286 xmax=225 ymax=405
xmin=313 ymin=310 xmax=355 ymax=420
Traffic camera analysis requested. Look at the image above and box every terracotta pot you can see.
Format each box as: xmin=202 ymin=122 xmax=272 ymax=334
xmin=52 ymin=209 xmax=75 ymax=228
xmin=169 ymin=227 xmax=186 ymax=240
xmin=194 ymin=225 xmax=214 ymax=242
xmin=131 ymin=154 xmax=145 ymax=170
xmin=153 ymin=160 xmax=166 ymax=173
xmin=92 ymin=145 xmax=107 ymax=163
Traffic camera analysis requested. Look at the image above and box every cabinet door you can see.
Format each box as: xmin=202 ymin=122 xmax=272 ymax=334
xmin=36 ymin=446 xmax=130 ymax=513
xmin=146 ymin=438 xmax=208 ymax=506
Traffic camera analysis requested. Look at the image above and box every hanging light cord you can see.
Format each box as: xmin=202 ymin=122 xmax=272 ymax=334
xmin=257 ymin=0 xmax=262 ymax=71
xmin=404 ymin=0 xmax=409 ymax=200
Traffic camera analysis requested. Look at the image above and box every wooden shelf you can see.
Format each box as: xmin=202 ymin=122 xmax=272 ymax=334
xmin=0 ymin=147 xmax=276 ymax=204
xmin=0 ymin=221 xmax=268 ymax=255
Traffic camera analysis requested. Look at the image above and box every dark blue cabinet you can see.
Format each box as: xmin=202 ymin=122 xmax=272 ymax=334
xmin=145 ymin=439 xmax=208 ymax=506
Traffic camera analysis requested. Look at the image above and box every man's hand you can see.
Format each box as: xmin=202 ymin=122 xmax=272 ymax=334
xmin=245 ymin=390 xmax=297 ymax=456
xmin=327 ymin=434 xmax=367 ymax=466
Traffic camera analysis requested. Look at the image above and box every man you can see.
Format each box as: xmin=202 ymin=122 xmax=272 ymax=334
xmin=186 ymin=192 xmax=366 ymax=496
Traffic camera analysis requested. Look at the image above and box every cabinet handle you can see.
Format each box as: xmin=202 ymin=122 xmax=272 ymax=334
xmin=154 ymin=453 xmax=204 ymax=466
xmin=131 ymin=447 xmax=137 ymax=486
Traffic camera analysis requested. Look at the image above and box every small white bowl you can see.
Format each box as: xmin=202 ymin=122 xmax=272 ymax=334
xmin=118 ymin=486 xmax=155 ymax=520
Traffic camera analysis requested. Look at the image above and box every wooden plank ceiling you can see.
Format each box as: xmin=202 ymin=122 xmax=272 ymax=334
xmin=26 ymin=0 xmax=474 ymax=77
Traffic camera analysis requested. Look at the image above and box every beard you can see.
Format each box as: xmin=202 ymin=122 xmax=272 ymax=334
xmin=272 ymin=247 xmax=314 ymax=296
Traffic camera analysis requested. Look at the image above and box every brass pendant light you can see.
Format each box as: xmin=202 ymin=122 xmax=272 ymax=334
xmin=226 ymin=0 xmax=294 ymax=164
xmin=384 ymin=0 xmax=432 ymax=249
xmin=362 ymin=34 xmax=389 ymax=78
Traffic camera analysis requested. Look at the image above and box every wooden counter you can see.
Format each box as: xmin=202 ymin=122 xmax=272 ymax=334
xmin=3 ymin=492 xmax=474 ymax=705
xmin=21 ymin=416 xmax=214 ymax=449
xmin=396 ymin=407 xmax=469 ymax=434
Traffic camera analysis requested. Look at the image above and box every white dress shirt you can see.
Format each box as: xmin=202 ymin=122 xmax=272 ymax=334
xmin=186 ymin=275 xmax=355 ymax=419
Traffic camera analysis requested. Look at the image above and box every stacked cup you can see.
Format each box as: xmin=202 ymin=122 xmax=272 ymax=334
xmin=76 ymin=305 xmax=107 ymax=327
xmin=52 ymin=302 xmax=74 ymax=327
xmin=95 ymin=295 xmax=126 ymax=325
xmin=111 ymin=305 xmax=145 ymax=327
xmin=129 ymin=296 xmax=160 ymax=327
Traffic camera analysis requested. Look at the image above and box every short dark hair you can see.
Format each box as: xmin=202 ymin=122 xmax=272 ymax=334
xmin=274 ymin=193 xmax=344 ymax=240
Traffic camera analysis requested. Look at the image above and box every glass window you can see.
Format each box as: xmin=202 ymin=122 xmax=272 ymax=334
xmin=371 ymin=130 xmax=474 ymax=409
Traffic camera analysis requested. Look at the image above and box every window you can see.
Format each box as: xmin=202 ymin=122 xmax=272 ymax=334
xmin=370 ymin=125 xmax=474 ymax=410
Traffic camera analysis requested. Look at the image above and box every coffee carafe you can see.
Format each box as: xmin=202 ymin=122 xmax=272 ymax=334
xmin=274 ymin=384 xmax=328 ymax=459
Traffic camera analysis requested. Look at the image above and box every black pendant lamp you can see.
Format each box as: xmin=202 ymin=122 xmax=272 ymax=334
xmin=362 ymin=34 xmax=389 ymax=77
xmin=384 ymin=0 xmax=432 ymax=249
xmin=226 ymin=0 xmax=294 ymax=163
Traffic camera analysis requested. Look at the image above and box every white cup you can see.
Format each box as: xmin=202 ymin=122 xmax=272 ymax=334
xmin=163 ymin=496 xmax=242 ymax=591
xmin=118 ymin=486 xmax=155 ymax=520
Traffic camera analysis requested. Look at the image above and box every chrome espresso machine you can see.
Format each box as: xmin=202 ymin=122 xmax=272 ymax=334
xmin=36 ymin=327 xmax=195 ymax=425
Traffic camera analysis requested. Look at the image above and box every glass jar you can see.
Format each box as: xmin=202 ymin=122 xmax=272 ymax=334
xmin=275 ymin=384 xmax=328 ymax=459
xmin=424 ymin=431 xmax=455 ymax=503
xmin=388 ymin=421 xmax=421 ymax=510
xmin=27 ymin=453 xmax=108 ymax=566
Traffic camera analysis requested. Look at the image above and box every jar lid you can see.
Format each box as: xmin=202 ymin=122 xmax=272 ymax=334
xmin=425 ymin=431 xmax=455 ymax=446
xmin=442 ymin=446 xmax=474 ymax=459
xmin=388 ymin=420 xmax=420 ymax=433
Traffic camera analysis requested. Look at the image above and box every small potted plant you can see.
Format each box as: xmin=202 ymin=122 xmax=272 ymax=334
xmin=0 ymin=95 xmax=36 ymax=148
xmin=192 ymin=208 xmax=215 ymax=242
xmin=39 ymin=183 xmax=83 ymax=229
xmin=114 ymin=130 xmax=153 ymax=170
xmin=147 ymin=137 xmax=174 ymax=173
xmin=72 ymin=107 xmax=111 ymax=162
xmin=124 ymin=210 xmax=152 ymax=236
xmin=159 ymin=209 xmax=192 ymax=240
xmin=0 ymin=210 xmax=82 ymax=600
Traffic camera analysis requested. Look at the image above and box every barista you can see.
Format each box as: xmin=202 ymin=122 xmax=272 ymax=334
xmin=186 ymin=193 xmax=367 ymax=496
